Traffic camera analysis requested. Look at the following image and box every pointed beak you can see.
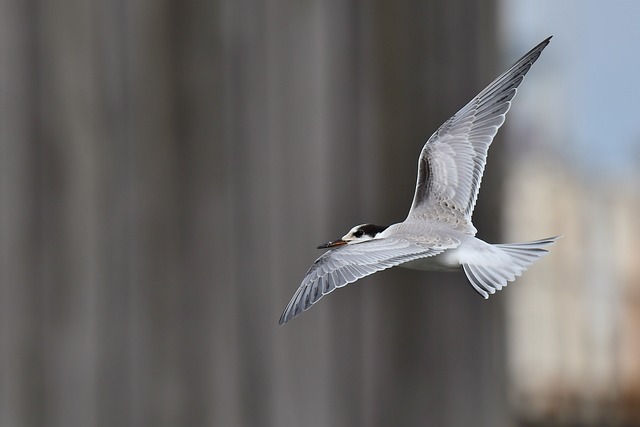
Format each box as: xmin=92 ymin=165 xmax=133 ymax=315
xmin=317 ymin=239 xmax=348 ymax=249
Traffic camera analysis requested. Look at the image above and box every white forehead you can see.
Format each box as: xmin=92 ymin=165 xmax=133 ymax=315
xmin=348 ymin=224 xmax=368 ymax=234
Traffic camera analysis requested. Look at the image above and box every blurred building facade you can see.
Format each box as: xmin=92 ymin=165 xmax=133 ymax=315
xmin=503 ymin=140 xmax=640 ymax=426
xmin=498 ymin=2 xmax=640 ymax=423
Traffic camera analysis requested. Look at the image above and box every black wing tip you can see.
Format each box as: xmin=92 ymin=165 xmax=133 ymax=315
xmin=527 ymin=36 xmax=552 ymax=60
xmin=278 ymin=298 xmax=306 ymax=325
xmin=532 ymin=36 xmax=553 ymax=54
xmin=521 ymin=36 xmax=553 ymax=64
xmin=278 ymin=305 xmax=297 ymax=325
xmin=539 ymin=35 xmax=553 ymax=48
xmin=278 ymin=308 xmax=295 ymax=325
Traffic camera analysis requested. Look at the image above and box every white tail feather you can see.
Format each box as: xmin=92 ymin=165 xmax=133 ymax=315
xmin=462 ymin=236 xmax=559 ymax=298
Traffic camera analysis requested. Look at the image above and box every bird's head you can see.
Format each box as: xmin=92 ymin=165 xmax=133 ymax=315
xmin=317 ymin=224 xmax=389 ymax=249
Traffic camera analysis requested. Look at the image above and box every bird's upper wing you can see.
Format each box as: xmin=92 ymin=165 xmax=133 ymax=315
xmin=279 ymin=234 xmax=458 ymax=325
xmin=408 ymin=37 xmax=551 ymax=224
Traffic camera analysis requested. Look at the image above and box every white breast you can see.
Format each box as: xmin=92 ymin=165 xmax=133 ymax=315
xmin=400 ymin=248 xmax=462 ymax=272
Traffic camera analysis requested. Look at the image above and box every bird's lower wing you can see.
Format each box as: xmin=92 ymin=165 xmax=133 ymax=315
xmin=279 ymin=237 xmax=456 ymax=325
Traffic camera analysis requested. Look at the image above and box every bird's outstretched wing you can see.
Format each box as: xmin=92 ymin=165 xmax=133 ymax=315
xmin=279 ymin=236 xmax=456 ymax=325
xmin=408 ymin=37 xmax=551 ymax=224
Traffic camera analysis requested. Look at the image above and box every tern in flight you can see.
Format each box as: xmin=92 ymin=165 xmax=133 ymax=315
xmin=280 ymin=37 xmax=558 ymax=325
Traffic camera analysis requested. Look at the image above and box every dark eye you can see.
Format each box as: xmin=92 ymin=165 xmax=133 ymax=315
xmin=354 ymin=230 xmax=364 ymax=238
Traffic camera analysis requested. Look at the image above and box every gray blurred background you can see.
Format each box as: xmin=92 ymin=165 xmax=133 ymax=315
xmin=1 ymin=0 xmax=639 ymax=426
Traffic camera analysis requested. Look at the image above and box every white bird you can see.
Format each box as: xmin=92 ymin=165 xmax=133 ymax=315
xmin=279 ymin=37 xmax=558 ymax=325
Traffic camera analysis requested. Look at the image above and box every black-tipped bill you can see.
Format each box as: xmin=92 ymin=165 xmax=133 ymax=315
xmin=317 ymin=239 xmax=347 ymax=249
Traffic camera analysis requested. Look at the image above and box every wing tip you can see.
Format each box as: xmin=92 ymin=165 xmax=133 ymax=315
xmin=537 ymin=35 xmax=553 ymax=49
xmin=278 ymin=304 xmax=302 ymax=325
xmin=278 ymin=306 xmax=292 ymax=325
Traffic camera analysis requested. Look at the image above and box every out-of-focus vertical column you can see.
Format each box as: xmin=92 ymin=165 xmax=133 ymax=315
xmin=0 ymin=1 xmax=45 ymax=426
xmin=360 ymin=1 xmax=508 ymax=426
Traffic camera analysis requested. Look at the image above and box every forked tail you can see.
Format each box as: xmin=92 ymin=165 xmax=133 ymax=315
xmin=462 ymin=236 xmax=559 ymax=298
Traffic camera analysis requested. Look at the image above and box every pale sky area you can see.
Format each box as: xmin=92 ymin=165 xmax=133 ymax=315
xmin=501 ymin=0 xmax=640 ymax=177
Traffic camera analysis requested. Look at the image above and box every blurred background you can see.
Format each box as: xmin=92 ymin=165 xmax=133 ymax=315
xmin=1 ymin=0 xmax=639 ymax=426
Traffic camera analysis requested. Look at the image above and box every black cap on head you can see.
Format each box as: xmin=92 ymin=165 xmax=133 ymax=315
xmin=357 ymin=224 xmax=388 ymax=237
